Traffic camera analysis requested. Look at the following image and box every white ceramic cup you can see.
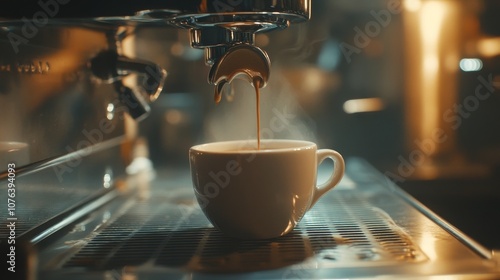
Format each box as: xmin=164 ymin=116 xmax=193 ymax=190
xmin=189 ymin=139 xmax=345 ymax=239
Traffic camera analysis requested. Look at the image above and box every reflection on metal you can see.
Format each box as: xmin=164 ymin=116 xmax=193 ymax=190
xmin=0 ymin=141 xmax=29 ymax=170
xmin=343 ymin=98 xmax=385 ymax=114
xmin=163 ymin=0 xmax=311 ymax=66
xmin=419 ymin=228 xmax=438 ymax=261
xmin=106 ymin=103 xmax=115 ymax=120
xmin=208 ymin=44 xmax=271 ymax=101
xmin=125 ymin=157 xmax=154 ymax=176
xmin=103 ymin=167 xmax=113 ymax=189
xmin=0 ymin=25 xmax=127 ymax=169
xmin=0 ymin=142 xmax=126 ymax=246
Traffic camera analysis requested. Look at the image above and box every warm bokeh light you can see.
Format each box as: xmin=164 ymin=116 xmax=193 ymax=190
xmin=404 ymin=0 xmax=421 ymax=12
xmin=256 ymin=34 xmax=270 ymax=47
xmin=477 ymin=37 xmax=500 ymax=57
xmin=459 ymin=58 xmax=483 ymax=72
xmin=403 ymin=0 xmax=462 ymax=159
xmin=165 ymin=109 xmax=185 ymax=125
xmin=419 ymin=1 xmax=448 ymax=143
xmin=343 ymin=98 xmax=384 ymax=114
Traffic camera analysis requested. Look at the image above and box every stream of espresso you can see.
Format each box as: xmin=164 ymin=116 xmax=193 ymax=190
xmin=214 ymin=77 xmax=262 ymax=150
xmin=253 ymin=78 xmax=261 ymax=150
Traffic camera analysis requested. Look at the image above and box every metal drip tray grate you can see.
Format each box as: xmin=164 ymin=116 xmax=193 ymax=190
xmin=38 ymin=160 xmax=500 ymax=279
xmin=60 ymin=188 xmax=427 ymax=273
xmin=0 ymin=186 xmax=104 ymax=238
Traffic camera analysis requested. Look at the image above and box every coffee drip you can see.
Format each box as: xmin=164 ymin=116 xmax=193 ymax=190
xmin=254 ymin=78 xmax=262 ymax=150
xmin=209 ymin=45 xmax=270 ymax=150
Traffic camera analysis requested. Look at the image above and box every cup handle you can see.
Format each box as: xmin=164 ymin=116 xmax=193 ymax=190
xmin=309 ymin=149 xmax=345 ymax=210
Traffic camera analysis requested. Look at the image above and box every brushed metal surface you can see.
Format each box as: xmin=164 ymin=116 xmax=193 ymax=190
xmin=36 ymin=158 xmax=500 ymax=279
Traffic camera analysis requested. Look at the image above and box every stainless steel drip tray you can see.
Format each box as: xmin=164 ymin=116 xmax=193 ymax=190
xmin=38 ymin=158 xmax=500 ymax=279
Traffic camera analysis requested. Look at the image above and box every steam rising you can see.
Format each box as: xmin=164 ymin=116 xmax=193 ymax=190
xmin=204 ymin=66 xmax=317 ymax=144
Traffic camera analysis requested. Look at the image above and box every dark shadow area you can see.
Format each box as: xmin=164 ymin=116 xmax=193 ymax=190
xmin=155 ymin=228 xmax=314 ymax=273
xmin=64 ymin=227 xmax=338 ymax=273
xmin=399 ymin=177 xmax=500 ymax=250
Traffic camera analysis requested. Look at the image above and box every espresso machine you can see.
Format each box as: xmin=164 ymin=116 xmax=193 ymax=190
xmin=1 ymin=1 xmax=499 ymax=279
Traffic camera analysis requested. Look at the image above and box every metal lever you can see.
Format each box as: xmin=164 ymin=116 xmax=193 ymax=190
xmin=114 ymin=84 xmax=151 ymax=121
xmin=90 ymin=50 xmax=167 ymax=120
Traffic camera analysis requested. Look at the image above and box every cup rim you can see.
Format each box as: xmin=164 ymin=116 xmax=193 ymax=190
xmin=190 ymin=139 xmax=316 ymax=154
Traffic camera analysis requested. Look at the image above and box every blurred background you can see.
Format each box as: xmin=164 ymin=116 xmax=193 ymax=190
xmin=134 ymin=0 xmax=500 ymax=249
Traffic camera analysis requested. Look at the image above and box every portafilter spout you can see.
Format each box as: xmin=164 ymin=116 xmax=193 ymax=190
xmin=209 ymin=44 xmax=270 ymax=103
